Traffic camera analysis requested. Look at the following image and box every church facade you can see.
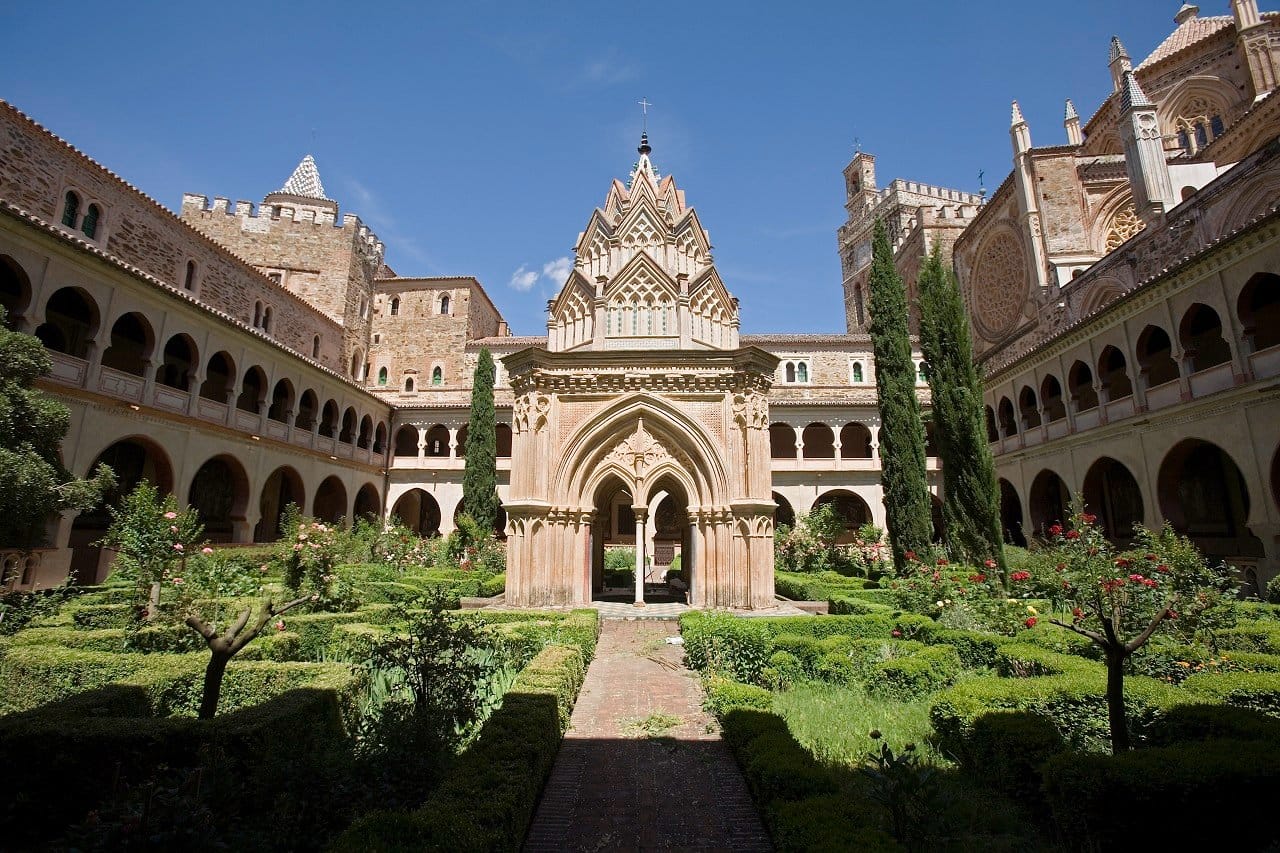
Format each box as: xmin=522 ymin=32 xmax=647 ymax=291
xmin=1 ymin=1 xmax=1277 ymax=602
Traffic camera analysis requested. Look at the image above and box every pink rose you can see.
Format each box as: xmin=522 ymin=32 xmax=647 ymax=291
xmin=172 ymin=577 xmax=183 ymax=585
xmin=163 ymin=512 xmax=177 ymax=520
xmin=274 ymin=620 xmax=285 ymax=631
xmin=173 ymin=543 xmax=184 ymax=552
xmin=201 ymin=547 xmax=214 ymax=555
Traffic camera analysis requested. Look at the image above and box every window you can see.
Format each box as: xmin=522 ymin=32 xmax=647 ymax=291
xmin=917 ymin=361 xmax=928 ymax=382
xmin=1210 ymin=116 xmax=1225 ymax=138
xmin=785 ymin=363 xmax=796 ymax=383
xmin=312 ymin=335 xmax=321 ymax=358
xmin=440 ymin=294 xmax=450 ymax=315
xmin=373 ymin=333 xmax=381 ymax=344
xmin=390 ymin=297 xmax=400 ymax=316
xmin=431 ymin=366 xmax=443 ymax=386
xmin=784 ymin=360 xmax=809 ymax=384
xmin=359 ymin=297 xmax=368 ymax=320
xmin=81 ymin=204 xmax=100 ymax=239
xmin=61 ymin=192 xmax=79 ymax=228
xmin=378 ymin=367 xmax=388 ymax=386
xmin=851 ymin=362 xmax=864 ymax=383
xmin=183 ymin=260 xmax=197 ymax=291
xmin=262 ymin=306 xmax=272 ymax=334
xmin=404 ymin=377 xmax=415 ymax=392
xmin=270 ymin=205 xmax=281 ymax=220
xmin=796 ymin=362 xmax=808 ymax=383
xmin=253 ymin=301 xmax=263 ymax=328
xmin=267 ymin=272 xmax=282 ymax=285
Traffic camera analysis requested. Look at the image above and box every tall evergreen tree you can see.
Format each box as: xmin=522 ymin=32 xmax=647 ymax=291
xmin=0 ymin=310 xmax=113 ymax=553
xmin=917 ymin=243 xmax=1007 ymax=571
xmin=462 ymin=348 xmax=498 ymax=534
xmin=867 ymin=220 xmax=933 ymax=571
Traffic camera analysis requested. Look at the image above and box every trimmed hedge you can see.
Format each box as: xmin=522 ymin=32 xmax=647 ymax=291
xmin=929 ymin=670 xmax=1186 ymax=756
xmin=0 ymin=669 xmax=365 ymax=846
xmin=69 ymin=602 xmax=137 ymax=629
xmin=827 ymin=594 xmax=892 ymax=615
xmin=964 ymin=711 xmax=1064 ymax=805
xmin=774 ymin=570 xmax=874 ymax=602
xmin=716 ymin=708 xmax=902 ymax=852
xmin=332 ymin=642 xmax=588 ymax=852
xmin=864 ymin=643 xmax=962 ymax=699
xmin=1215 ymin=623 xmax=1280 ymax=654
xmin=1041 ymin=738 xmax=1280 ymax=850
xmin=1144 ymin=702 xmax=1280 ymax=746
xmin=1182 ymin=670 xmax=1280 ymax=716
xmin=703 ymin=675 xmax=773 ymax=716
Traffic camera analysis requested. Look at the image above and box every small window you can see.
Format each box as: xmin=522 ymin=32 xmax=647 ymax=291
xmin=270 ymin=205 xmax=281 ymax=220
xmin=81 ymin=204 xmax=100 ymax=239
xmin=917 ymin=362 xmax=928 ymax=382
xmin=1195 ymin=123 xmax=1209 ymax=150
xmin=796 ymin=362 xmax=808 ymax=383
xmin=431 ymin=366 xmax=443 ymax=386
xmin=267 ymin=272 xmax=282 ymax=285
xmin=359 ymin=297 xmax=368 ymax=320
xmin=852 ymin=362 xmax=864 ymax=383
xmin=390 ymin=298 xmax=400 ymax=316
xmin=61 ymin=191 xmax=80 ymax=227
xmin=312 ymin=335 xmax=321 ymax=358
xmin=262 ymin=306 xmax=272 ymax=333
xmin=184 ymin=260 xmax=197 ymax=291
xmin=404 ymin=377 xmax=415 ymax=392
xmin=1211 ymin=115 xmax=1225 ymax=139
xmin=440 ymin=294 xmax=450 ymax=315
xmin=253 ymin=301 xmax=263 ymax=327
xmin=373 ymin=333 xmax=381 ymax=344
xmin=378 ymin=367 xmax=388 ymax=386
xmin=785 ymin=363 xmax=796 ymax=383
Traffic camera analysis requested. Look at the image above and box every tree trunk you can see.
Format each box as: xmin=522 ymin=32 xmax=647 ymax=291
xmin=1106 ymin=649 xmax=1129 ymax=753
xmin=200 ymin=650 xmax=231 ymax=719
xmin=146 ymin=580 xmax=162 ymax=621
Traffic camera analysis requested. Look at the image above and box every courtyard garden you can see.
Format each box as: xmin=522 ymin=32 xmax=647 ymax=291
xmin=0 ymin=482 xmax=596 ymax=851
xmin=701 ymin=505 xmax=1280 ymax=851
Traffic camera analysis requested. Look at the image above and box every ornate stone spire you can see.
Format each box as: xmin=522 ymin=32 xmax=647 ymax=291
xmin=1011 ymin=100 xmax=1026 ymax=127
xmin=630 ymin=132 xmax=658 ymax=188
xmin=1109 ymin=36 xmax=1133 ymax=91
xmin=1064 ymin=99 xmax=1083 ymax=146
xmin=1120 ymin=70 xmax=1153 ymax=112
xmin=276 ymin=154 xmax=328 ymax=200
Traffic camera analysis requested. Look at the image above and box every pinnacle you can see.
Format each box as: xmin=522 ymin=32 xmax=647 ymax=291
xmin=276 ymin=154 xmax=328 ymax=200
xmin=1011 ymin=100 xmax=1026 ymax=127
xmin=1110 ymin=35 xmax=1129 ymax=62
xmin=1120 ymin=70 xmax=1153 ymax=112
xmin=1065 ymin=99 xmax=1079 ymax=121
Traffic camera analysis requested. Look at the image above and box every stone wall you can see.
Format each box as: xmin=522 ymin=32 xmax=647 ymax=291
xmin=369 ymin=278 xmax=489 ymax=391
xmin=0 ymin=101 xmax=347 ymax=372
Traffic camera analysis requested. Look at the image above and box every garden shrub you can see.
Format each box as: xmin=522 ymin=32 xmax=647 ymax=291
xmin=679 ymin=612 xmax=771 ymax=683
xmin=925 ymin=628 xmax=1008 ymax=669
xmin=69 ymin=602 xmax=137 ymax=630
xmin=1041 ymin=739 xmax=1280 ymax=850
xmin=769 ymin=795 xmax=903 ymax=853
xmin=1 ymin=626 xmax=126 ymax=652
xmin=775 ymin=570 xmax=871 ymax=602
xmin=1181 ymin=670 xmax=1280 ymax=717
xmin=929 ymin=671 xmax=1185 ymax=757
xmin=1215 ymin=623 xmax=1280 ymax=654
xmin=1144 ymin=702 xmax=1280 ymax=746
xmin=827 ymin=594 xmax=891 ymax=615
xmin=702 ymin=676 xmax=773 ymax=716
xmin=762 ymin=651 xmax=805 ymax=689
xmin=964 ymin=710 xmax=1064 ymax=804
xmin=863 ymin=643 xmax=962 ymax=700
xmin=332 ymin=643 xmax=587 ymax=852
xmin=1128 ymin=643 xmax=1280 ymax=683
xmin=995 ymin=643 xmax=1100 ymax=678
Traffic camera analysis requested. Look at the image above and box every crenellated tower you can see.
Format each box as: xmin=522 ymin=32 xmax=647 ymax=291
xmin=546 ymin=133 xmax=740 ymax=351
xmin=181 ymin=155 xmax=383 ymax=380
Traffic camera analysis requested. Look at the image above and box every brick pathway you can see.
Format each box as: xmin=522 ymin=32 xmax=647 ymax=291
xmin=524 ymin=620 xmax=772 ymax=852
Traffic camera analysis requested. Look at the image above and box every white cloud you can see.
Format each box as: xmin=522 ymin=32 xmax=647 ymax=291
xmin=509 ymin=265 xmax=539 ymax=292
xmin=542 ymin=256 xmax=572 ymax=284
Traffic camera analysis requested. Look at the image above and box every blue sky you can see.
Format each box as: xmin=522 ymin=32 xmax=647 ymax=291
xmin=3 ymin=0 xmax=1193 ymax=334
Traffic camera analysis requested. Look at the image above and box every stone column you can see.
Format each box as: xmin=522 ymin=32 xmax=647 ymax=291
xmin=633 ymin=506 xmax=648 ymax=607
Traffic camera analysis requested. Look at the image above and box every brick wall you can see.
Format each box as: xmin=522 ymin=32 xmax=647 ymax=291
xmin=0 ymin=101 xmax=347 ymax=371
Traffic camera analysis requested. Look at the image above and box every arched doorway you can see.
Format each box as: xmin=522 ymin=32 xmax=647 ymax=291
xmin=769 ymin=423 xmax=797 ymax=459
xmin=840 ymin=423 xmax=873 ymax=458
xmin=802 ymin=423 xmax=835 ymax=459
xmin=1 ymin=255 xmax=32 ymax=329
xmin=35 ymin=287 xmax=98 ymax=358
xmin=1082 ymin=457 xmax=1144 ymax=543
xmin=772 ymin=492 xmax=796 ymax=529
xmin=188 ymin=455 xmax=249 ymax=543
xmin=394 ymin=425 xmax=419 ymax=457
xmin=313 ymin=476 xmax=348 ymax=524
xmin=69 ymin=437 xmax=175 ymax=583
xmin=813 ymin=490 xmax=873 ymax=544
xmin=100 ymin=312 xmax=154 ymax=376
xmin=254 ymin=466 xmax=303 ymax=542
xmin=1029 ymin=469 xmax=1070 ymax=536
xmin=354 ymin=483 xmax=381 ymax=521
xmin=155 ymin=334 xmax=197 ymax=391
xmin=391 ymin=489 xmax=441 ymax=535
xmin=1158 ymin=439 xmax=1263 ymax=564
xmin=998 ymin=478 xmax=1027 ymax=547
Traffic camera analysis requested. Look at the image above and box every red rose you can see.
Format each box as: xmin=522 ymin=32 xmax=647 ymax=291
xmin=1024 ymin=617 xmax=1038 ymax=628
xmin=1072 ymin=607 xmax=1084 ymax=619
xmin=1010 ymin=571 xmax=1031 ymax=582
xmin=1065 ymin=530 xmax=1081 ymax=540
xmin=969 ymin=574 xmax=987 ymax=583
xmin=984 ymin=559 xmax=997 ymax=569
xmin=905 ymin=551 xmax=917 ymax=561
xmin=1128 ymin=574 xmax=1144 ymax=582
xmin=1049 ymin=524 xmax=1063 ymax=536
xmin=1167 ymin=610 xmax=1178 ymax=620
xmin=1055 ymin=563 xmax=1066 ymax=572
xmin=1142 ymin=578 xmax=1158 ymax=588
xmin=1082 ymin=513 xmax=1097 ymax=524
xmin=1115 ymin=558 xmax=1131 ymax=568
xmin=937 ymin=558 xmax=949 ymax=566
xmin=891 ymin=629 xmax=903 ymax=638
xmin=1156 ymin=564 xmax=1170 ymax=574
xmin=1145 ymin=553 xmax=1158 ymax=561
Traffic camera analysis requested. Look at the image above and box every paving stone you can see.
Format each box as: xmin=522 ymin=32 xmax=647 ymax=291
xmin=524 ymin=621 xmax=772 ymax=852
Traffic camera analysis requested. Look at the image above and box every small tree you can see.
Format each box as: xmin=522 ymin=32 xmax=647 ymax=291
xmin=99 ymin=482 xmax=203 ymax=620
xmin=0 ymin=310 xmax=113 ymax=553
xmin=867 ymin=219 xmax=933 ymax=571
xmin=462 ymin=348 xmax=498 ymax=533
xmin=1033 ymin=506 xmax=1237 ymax=752
xmin=917 ymin=242 xmax=1006 ymax=573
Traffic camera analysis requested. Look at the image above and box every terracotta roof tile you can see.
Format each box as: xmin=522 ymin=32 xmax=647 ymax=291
xmin=1137 ymin=14 xmax=1233 ymax=70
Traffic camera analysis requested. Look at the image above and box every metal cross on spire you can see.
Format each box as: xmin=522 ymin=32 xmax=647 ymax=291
xmin=638 ymin=98 xmax=652 ymax=132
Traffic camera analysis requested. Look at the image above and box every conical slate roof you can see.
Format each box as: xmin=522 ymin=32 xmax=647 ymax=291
xmin=276 ymin=154 xmax=328 ymax=200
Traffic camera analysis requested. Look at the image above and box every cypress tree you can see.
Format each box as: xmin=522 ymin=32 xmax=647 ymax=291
xmin=867 ymin=220 xmax=933 ymax=571
xmin=917 ymin=243 xmax=1007 ymax=571
xmin=462 ymin=348 xmax=498 ymax=534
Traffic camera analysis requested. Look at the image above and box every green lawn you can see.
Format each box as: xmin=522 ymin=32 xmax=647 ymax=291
xmin=772 ymin=682 xmax=947 ymax=766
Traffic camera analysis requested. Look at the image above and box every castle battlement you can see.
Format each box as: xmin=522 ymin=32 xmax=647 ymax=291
xmin=180 ymin=192 xmax=385 ymax=260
